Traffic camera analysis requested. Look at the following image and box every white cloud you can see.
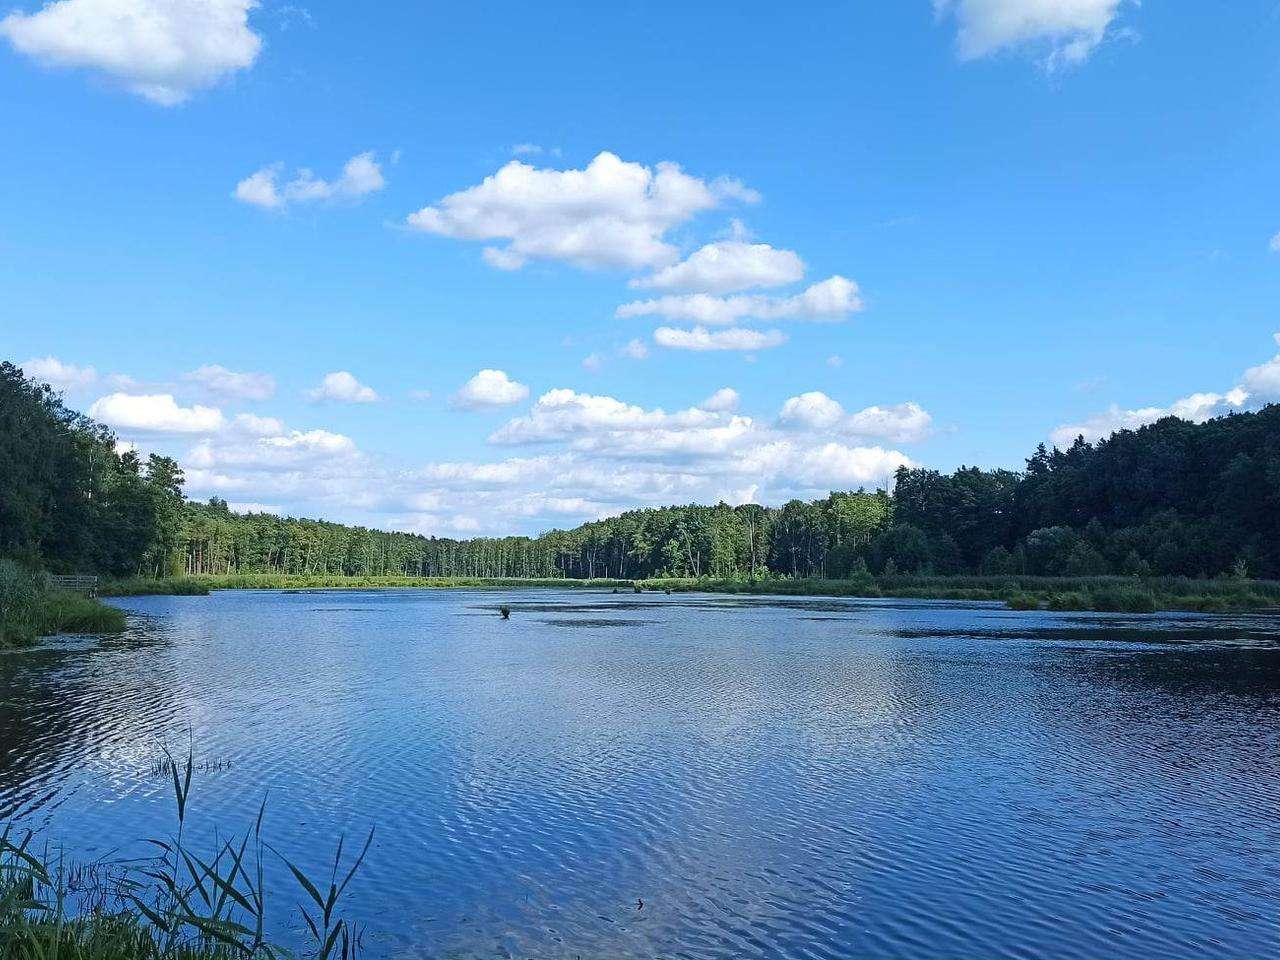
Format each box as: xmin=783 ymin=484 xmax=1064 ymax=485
xmin=405 ymin=151 xmax=758 ymax=271
xmin=581 ymin=352 xmax=605 ymax=373
xmin=778 ymin=391 xmax=844 ymax=430
xmin=235 ymin=152 xmax=385 ymax=210
xmin=618 ymin=338 xmax=649 ymax=360
xmin=936 ymin=0 xmax=1128 ymax=69
xmin=450 ymin=369 xmax=529 ymax=410
xmin=654 ymin=326 xmax=787 ymax=352
xmin=149 ymin=375 xmax=924 ymax=536
xmin=826 ymin=355 xmax=844 ymax=368
xmin=700 ymin=387 xmax=740 ymax=412
xmin=392 ymin=386 xmax=919 ymax=534
xmin=89 ymin=393 xmax=224 ymax=434
xmin=846 ymin=402 xmax=934 ymax=444
xmin=231 ymin=412 xmax=284 ymax=436
xmin=1050 ymin=389 xmax=1249 ymax=447
xmin=1049 ymin=333 xmax=1280 ymax=446
xmin=1242 ymin=352 xmax=1280 ymax=399
xmin=21 ymin=356 xmax=97 ymax=390
xmin=0 ymin=0 xmax=262 ymax=105
xmin=490 ymin=389 xmax=711 ymax=445
xmin=307 ymin=371 xmax=380 ymax=404
xmin=618 ymin=276 xmax=863 ymax=325
xmin=629 ymin=241 xmax=805 ymax=294
xmin=1270 ymin=231 xmax=1280 ymax=253
xmin=779 ymin=392 xmax=933 ymax=443
xmin=186 ymin=364 xmax=275 ymax=400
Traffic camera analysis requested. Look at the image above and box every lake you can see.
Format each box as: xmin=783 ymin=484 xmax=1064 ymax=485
xmin=2 ymin=589 xmax=1278 ymax=958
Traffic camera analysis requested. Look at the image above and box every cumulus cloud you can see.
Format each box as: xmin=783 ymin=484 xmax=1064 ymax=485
xmin=0 ymin=0 xmax=262 ymax=105
xmin=779 ymin=391 xmax=934 ymax=443
xmin=307 ymin=371 xmax=380 ymax=404
xmin=388 ymin=386 xmax=921 ymax=534
xmin=1242 ymin=347 xmax=1280 ymax=398
xmin=936 ymin=0 xmax=1129 ymax=69
xmin=186 ymin=364 xmax=275 ymax=400
xmin=653 ymin=326 xmax=787 ymax=352
xmin=489 ymin=389 xmax=714 ymax=446
xmin=1049 ymin=332 xmax=1280 ymax=447
xmin=231 ymin=412 xmax=284 ymax=436
xmin=450 ymin=369 xmax=529 ymax=410
xmin=405 ymin=151 xmax=759 ymax=271
xmin=1270 ymin=231 xmax=1280 ymax=254
xmin=21 ymin=356 xmax=97 ymax=390
xmin=89 ymin=393 xmax=224 ymax=434
xmin=629 ymin=241 xmax=805 ymax=294
xmin=700 ymin=387 xmax=740 ymax=412
xmin=188 ymin=428 xmax=357 ymax=470
xmin=1048 ymin=391 xmax=1248 ymax=448
xmin=618 ymin=276 xmax=863 ymax=325
xmin=778 ymin=391 xmax=844 ymax=430
xmin=235 ymin=152 xmax=385 ymax=210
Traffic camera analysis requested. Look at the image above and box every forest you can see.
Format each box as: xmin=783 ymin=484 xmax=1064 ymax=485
xmin=5 ymin=358 xmax=1280 ymax=584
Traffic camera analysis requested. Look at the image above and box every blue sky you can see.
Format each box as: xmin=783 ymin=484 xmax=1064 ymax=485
xmin=4 ymin=1 xmax=1280 ymax=535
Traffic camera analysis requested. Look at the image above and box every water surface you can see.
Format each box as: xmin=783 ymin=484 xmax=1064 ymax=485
xmin=2 ymin=589 xmax=1278 ymax=958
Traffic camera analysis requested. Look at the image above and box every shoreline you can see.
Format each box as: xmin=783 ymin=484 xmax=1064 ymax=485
xmin=101 ymin=573 xmax=1280 ymax=615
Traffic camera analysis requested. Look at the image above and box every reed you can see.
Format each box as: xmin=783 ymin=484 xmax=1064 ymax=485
xmin=0 ymin=560 xmax=126 ymax=646
xmin=0 ymin=747 xmax=370 ymax=959
xmin=637 ymin=573 xmax=1280 ymax=613
xmin=100 ymin=578 xmax=211 ymax=597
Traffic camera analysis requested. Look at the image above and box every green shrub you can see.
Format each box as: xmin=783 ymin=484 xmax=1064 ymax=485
xmin=1046 ymin=591 xmax=1091 ymax=611
xmin=1005 ymin=593 xmax=1042 ymax=610
xmin=1088 ymin=587 xmax=1157 ymax=613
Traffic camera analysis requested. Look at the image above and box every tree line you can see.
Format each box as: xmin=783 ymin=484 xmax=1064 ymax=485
xmin=5 ymin=358 xmax=1279 ymax=581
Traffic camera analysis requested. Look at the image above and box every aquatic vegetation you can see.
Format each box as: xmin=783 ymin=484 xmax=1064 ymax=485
xmin=0 ymin=559 xmax=126 ymax=646
xmin=637 ymin=573 xmax=1280 ymax=614
xmin=101 ymin=577 xmax=212 ymax=597
xmin=0 ymin=749 xmax=369 ymax=959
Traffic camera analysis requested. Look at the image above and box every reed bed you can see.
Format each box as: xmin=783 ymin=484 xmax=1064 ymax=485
xmin=0 ymin=749 xmax=370 ymax=959
xmin=638 ymin=573 xmax=1280 ymax=613
xmin=0 ymin=560 xmax=126 ymax=646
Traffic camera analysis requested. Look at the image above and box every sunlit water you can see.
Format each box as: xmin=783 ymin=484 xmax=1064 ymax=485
xmin=2 ymin=589 xmax=1278 ymax=958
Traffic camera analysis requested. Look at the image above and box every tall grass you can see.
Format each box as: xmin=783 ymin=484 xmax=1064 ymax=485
xmin=101 ymin=577 xmax=211 ymax=597
xmin=0 ymin=748 xmax=370 ymax=959
xmin=637 ymin=573 xmax=1280 ymax=613
xmin=0 ymin=560 xmax=126 ymax=646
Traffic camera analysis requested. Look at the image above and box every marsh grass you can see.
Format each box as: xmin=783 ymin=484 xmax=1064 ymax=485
xmin=0 ymin=560 xmax=126 ymax=646
xmin=101 ymin=578 xmax=212 ymax=597
xmin=0 ymin=747 xmax=370 ymax=959
xmin=638 ymin=573 xmax=1280 ymax=614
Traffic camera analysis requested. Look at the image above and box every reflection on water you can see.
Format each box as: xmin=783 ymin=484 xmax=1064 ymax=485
xmin=1 ymin=590 xmax=1278 ymax=959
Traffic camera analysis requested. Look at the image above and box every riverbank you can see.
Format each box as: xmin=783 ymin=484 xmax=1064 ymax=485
xmin=0 ymin=561 xmax=125 ymax=646
xmin=103 ymin=573 xmax=633 ymax=594
xmin=100 ymin=571 xmax=1280 ymax=614
xmin=640 ymin=573 xmax=1280 ymax=613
